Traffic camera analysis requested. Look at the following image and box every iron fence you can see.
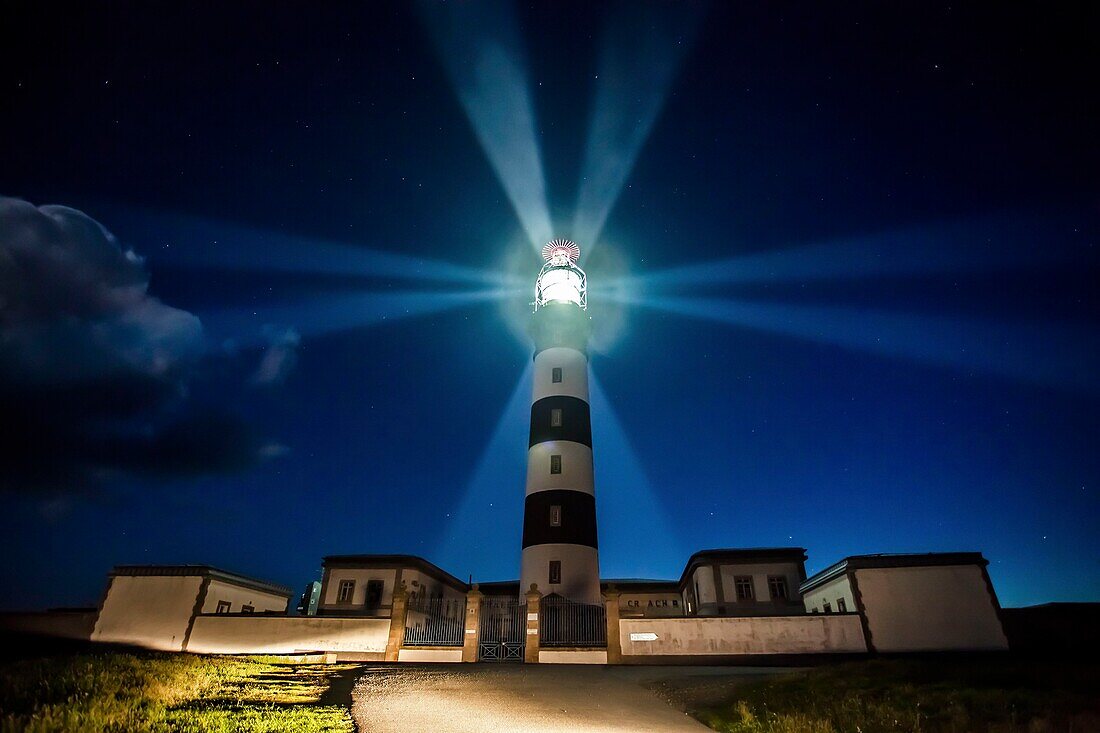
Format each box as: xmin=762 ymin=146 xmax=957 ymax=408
xmin=539 ymin=595 xmax=606 ymax=647
xmin=403 ymin=595 xmax=466 ymax=647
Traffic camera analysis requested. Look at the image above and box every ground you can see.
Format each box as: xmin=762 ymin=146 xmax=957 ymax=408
xmin=350 ymin=664 xmax=787 ymax=732
xmin=3 ymin=650 xmax=1099 ymax=732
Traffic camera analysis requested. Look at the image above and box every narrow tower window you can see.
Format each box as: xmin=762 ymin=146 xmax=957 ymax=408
xmin=550 ymin=408 xmax=562 ymax=427
xmin=337 ymin=579 xmax=355 ymax=603
xmin=549 ymin=505 xmax=561 ymax=526
xmin=549 ymin=560 xmax=561 ymax=585
xmin=552 ymin=367 xmax=563 ymax=383
xmin=550 ymin=454 xmax=562 ymax=474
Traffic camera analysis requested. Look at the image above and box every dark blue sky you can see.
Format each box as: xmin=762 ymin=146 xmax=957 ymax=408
xmin=1 ymin=1 xmax=1097 ymax=610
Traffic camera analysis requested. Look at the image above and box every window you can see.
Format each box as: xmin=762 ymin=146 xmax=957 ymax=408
xmin=837 ymin=598 xmax=847 ymax=612
xmin=552 ymin=367 xmax=562 ymax=383
xmin=550 ymin=408 xmax=562 ymax=427
xmin=811 ymin=607 xmax=819 ymax=614
xmin=365 ymin=579 xmax=384 ymax=609
xmin=734 ymin=576 xmax=755 ymax=601
xmin=241 ymin=604 xmax=254 ymax=614
xmin=768 ymin=576 xmax=789 ymax=600
xmin=550 ymin=454 xmax=562 ymax=474
xmin=549 ymin=560 xmax=561 ymax=585
xmin=215 ymin=600 xmax=231 ymax=614
xmin=822 ymin=601 xmax=832 ymax=614
xmin=549 ymin=505 xmax=562 ymax=527
xmin=337 ymin=579 xmax=355 ymax=603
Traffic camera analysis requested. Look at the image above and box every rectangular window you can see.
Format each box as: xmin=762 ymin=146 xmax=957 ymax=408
xmin=550 ymin=408 xmax=562 ymax=427
xmin=549 ymin=505 xmax=561 ymax=527
xmin=837 ymin=598 xmax=847 ymax=612
xmin=768 ymin=576 xmax=789 ymax=600
xmin=365 ymin=579 xmax=384 ymax=609
xmin=823 ymin=601 xmax=832 ymax=614
xmin=549 ymin=560 xmax=561 ymax=585
xmin=550 ymin=454 xmax=562 ymax=474
xmin=337 ymin=579 xmax=355 ymax=603
xmin=552 ymin=367 xmax=563 ymax=383
xmin=241 ymin=604 xmax=254 ymax=614
xmin=216 ymin=600 xmax=231 ymax=614
xmin=734 ymin=576 xmax=755 ymax=601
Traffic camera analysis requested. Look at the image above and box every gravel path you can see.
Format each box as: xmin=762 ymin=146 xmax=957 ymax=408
xmin=351 ymin=664 xmax=783 ymax=732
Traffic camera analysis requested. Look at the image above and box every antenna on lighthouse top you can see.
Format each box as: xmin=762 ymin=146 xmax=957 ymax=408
xmin=541 ymin=238 xmax=581 ymax=263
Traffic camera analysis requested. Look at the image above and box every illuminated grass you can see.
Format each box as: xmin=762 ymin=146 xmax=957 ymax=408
xmin=0 ymin=652 xmax=358 ymax=732
xmin=689 ymin=659 xmax=1100 ymax=733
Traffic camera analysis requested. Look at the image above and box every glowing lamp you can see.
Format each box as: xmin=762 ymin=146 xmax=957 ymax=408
xmin=534 ymin=238 xmax=587 ymax=311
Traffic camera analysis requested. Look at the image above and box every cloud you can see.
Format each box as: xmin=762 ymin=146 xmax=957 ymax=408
xmin=250 ymin=326 xmax=300 ymax=387
xmin=0 ymin=197 xmax=273 ymax=494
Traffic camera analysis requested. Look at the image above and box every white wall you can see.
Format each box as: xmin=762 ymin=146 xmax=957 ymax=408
xmin=92 ymin=575 xmax=203 ymax=651
xmin=691 ymin=567 xmax=716 ymax=608
xmin=620 ymin=615 xmax=867 ymax=656
xmin=525 ymin=441 xmax=594 ymax=495
xmin=202 ymin=579 xmax=288 ymax=614
xmin=521 ymin=543 xmax=600 ymax=600
xmin=532 ymin=347 xmax=589 ymax=402
xmin=718 ymin=562 xmax=803 ymax=605
xmin=802 ymin=574 xmax=856 ymax=615
xmin=186 ymin=615 xmax=391 ymax=654
xmin=856 ymin=565 xmax=1008 ymax=651
xmin=322 ymin=568 xmax=398 ymax=608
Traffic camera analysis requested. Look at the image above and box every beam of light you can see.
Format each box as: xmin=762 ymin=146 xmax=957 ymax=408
xmin=102 ymin=206 xmax=513 ymax=286
xmin=437 ymin=363 xmax=532 ymax=583
xmin=200 ymin=287 xmax=521 ymax=349
xmin=612 ymin=292 xmax=1099 ymax=395
xmin=589 ymin=373 xmax=687 ymax=581
xmin=418 ymin=0 xmax=552 ymax=250
xmin=572 ymin=1 xmax=704 ymax=257
xmin=603 ymin=214 xmax=1082 ymax=290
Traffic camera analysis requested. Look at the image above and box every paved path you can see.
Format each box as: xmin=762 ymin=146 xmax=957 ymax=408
xmin=351 ymin=664 xmax=783 ymax=732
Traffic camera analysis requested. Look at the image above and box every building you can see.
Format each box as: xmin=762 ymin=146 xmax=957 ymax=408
xmin=317 ymin=555 xmax=467 ymax=618
xmin=521 ymin=239 xmax=600 ymax=601
xmin=799 ymin=552 xmax=1008 ymax=652
xmin=90 ymin=565 xmax=292 ymax=651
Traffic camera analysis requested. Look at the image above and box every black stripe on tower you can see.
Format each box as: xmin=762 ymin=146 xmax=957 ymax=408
xmin=529 ymin=396 xmax=592 ymax=447
xmin=521 ymin=490 xmax=598 ymax=549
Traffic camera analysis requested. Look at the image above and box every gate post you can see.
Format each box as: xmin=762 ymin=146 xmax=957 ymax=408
xmin=385 ymin=581 xmax=409 ymax=662
xmin=604 ymin=584 xmax=622 ymax=665
xmin=524 ymin=583 xmax=542 ymax=664
xmin=462 ymin=584 xmax=483 ymax=663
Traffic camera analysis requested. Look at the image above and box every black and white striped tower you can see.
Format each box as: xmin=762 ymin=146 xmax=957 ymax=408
xmin=521 ymin=239 xmax=600 ymax=601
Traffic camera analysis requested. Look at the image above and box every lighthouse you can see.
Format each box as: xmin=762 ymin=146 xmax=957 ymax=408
xmin=520 ymin=239 xmax=601 ymax=601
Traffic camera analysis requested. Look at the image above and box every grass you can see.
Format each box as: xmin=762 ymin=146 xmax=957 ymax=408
xmin=693 ymin=658 xmax=1100 ymax=733
xmin=0 ymin=650 xmax=359 ymax=732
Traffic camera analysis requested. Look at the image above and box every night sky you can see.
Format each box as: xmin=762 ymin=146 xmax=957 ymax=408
xmin=1 ymin=1 xmax=1097 ymax=611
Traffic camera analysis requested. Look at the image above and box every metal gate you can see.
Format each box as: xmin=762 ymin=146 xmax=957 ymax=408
xmin=540 ymin=594 xmax=606 ymax=648
xmin=478 ymin=597 xmax=525 ymax=661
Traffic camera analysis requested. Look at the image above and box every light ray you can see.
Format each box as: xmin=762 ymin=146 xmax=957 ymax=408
xmin=590 ymin=373 xmax=686 ymax=580
xmin=572 ymin=2 xmax=703 ymax=256
xmin=105 ymin=207 xmax=511 ymax=286
xmin=605 ymin=214 xmax=1080 ymax=290
xmin=437 ymin=362 xmax=533 ymax=583
xmin=201 ymin=287 xmax=521 ymax=349
xmin=612 ymin=292 xmax=1098 ymax=395
xmin=418 ymin=0 xmax=552 ymax=250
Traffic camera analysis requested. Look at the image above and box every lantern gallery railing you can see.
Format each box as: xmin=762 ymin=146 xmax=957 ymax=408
xmin=403 ymin=596 xmax=467 ymax=647
xmin=539 ymin=594 xmax=607 ymax=648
